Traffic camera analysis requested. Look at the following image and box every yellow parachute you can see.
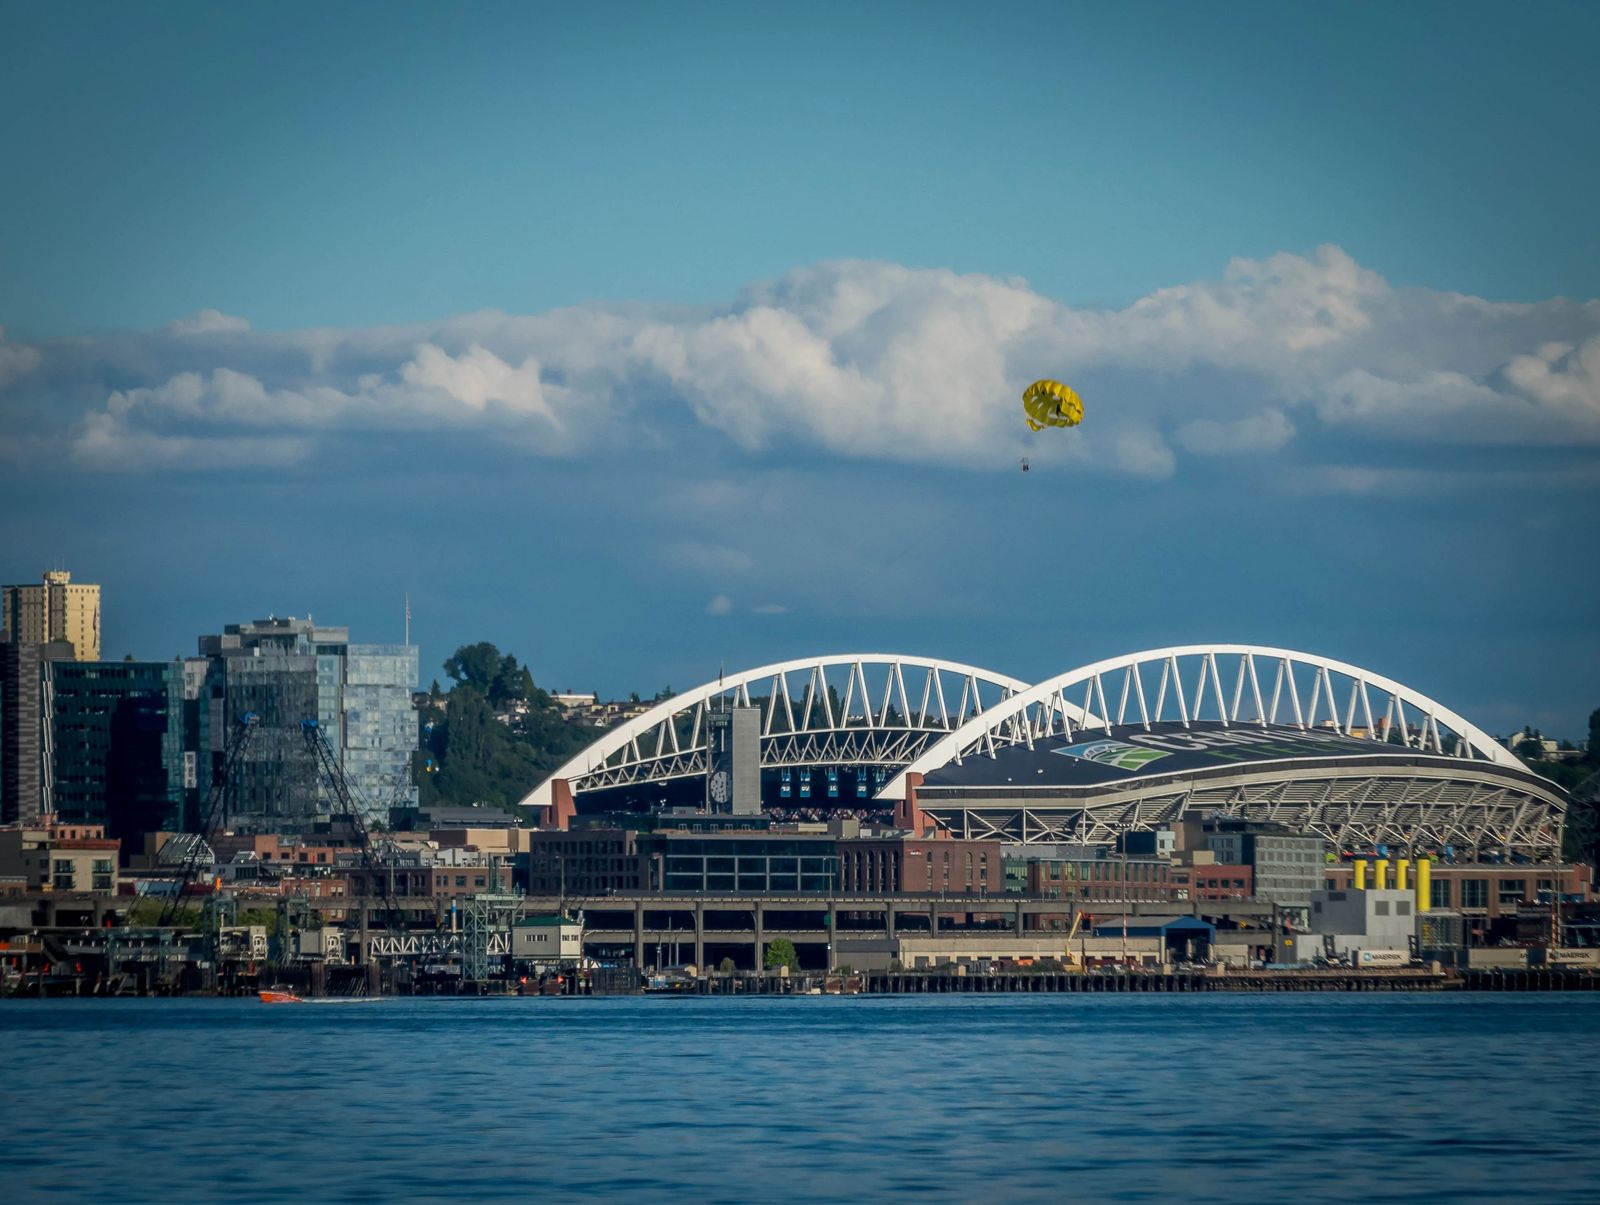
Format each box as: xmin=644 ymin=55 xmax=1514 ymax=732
xmin=1022 ymin=379 xmax=1083 ymax=432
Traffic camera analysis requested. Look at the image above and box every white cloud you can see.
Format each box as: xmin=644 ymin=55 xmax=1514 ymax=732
xmin=1 ymin=248 xmax=1595 ymax=480
xmin=752 ymin=603 xmax=789 ymax=615
xmin=73 ymin=409 xmax=310 ymax=471
xmin=705 ymin=594 xmax=733 ymax=616
xmin=67 ymin=343 xmax=584 ymax=467
xmin=1176 ymin=408 xmax=1295 ymax=456
xmin=0 ymin=328 xmax=42 ymax=391
xmin=1505 ymin=336 xmax=1600 ymax=415
xmin=400 ymin=343 xmax=558 ymax=420
xmin=165 ymin=308 xmax=251 ymax=335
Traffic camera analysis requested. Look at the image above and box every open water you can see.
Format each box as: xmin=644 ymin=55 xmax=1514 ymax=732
xmin=1 ymin=993 xmax=1595 ymax=1203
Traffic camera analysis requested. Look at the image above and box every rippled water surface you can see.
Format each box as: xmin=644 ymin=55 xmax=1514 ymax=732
xmin=2 ymin=994 xmax=1596 ymax=1203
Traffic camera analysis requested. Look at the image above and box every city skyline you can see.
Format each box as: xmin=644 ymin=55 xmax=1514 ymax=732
xmin=2 ymin=3 xmax=1597 ymax=741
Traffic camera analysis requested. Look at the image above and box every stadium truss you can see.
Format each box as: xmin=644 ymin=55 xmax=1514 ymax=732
xmin=518 ymin=654 xmax=1038 ymax=810
xmin=918 ymin=762 xmax=1567 ymax=859
xmin=883 ymin=646 xmax=1566 ymax=859
xmin=519 ymin=645 xmax=1566 ymax=859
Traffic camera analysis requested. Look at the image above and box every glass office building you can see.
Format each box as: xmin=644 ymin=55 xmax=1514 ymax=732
xmin=198 ymin=618 xmax=417 ymax=832
xmin=28 ymin=659 xmax=183 ymax=835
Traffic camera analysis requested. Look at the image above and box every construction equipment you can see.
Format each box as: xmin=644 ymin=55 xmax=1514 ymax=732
xmin=299 ymin=717 xmax=407 ymax=953
xmin=1064 ymin=909 xmax=1086 ymax=969
xmin=157 ymin=711 xmax=258 ymax=928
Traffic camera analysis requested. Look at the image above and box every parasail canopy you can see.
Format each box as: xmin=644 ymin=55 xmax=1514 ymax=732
xmin=1022 ymin=379 xmax=1084 ymax=432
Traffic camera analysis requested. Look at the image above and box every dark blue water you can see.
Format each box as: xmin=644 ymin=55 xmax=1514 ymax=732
xmin=1 ymin=994 xmax=1595 ymax=1203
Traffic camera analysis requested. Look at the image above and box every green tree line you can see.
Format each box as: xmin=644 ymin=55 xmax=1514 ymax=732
xmin=417 ymin=643 xmax=600 ymax=812
xmin=1513 ymin=707 xmax=1600 ymax=864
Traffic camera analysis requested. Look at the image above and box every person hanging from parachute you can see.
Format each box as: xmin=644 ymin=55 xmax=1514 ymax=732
xmin=1020 ymin=378 xmax=1083 ymax=472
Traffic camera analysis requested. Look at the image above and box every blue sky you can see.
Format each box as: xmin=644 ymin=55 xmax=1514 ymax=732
xmin=2 ymin=1 xmax=1597 ymax=739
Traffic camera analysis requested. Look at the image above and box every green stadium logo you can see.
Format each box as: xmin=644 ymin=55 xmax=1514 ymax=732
xmin=1053 ymin=739 xmax=1174 ymax=772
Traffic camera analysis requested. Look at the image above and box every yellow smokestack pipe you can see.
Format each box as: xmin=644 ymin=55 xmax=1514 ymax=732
xmin=1354 ymin=860 xmax=1367 ymax=890
xmin=1375 ymin=859 xmax=1390 ymax=890
xmin=1416 ymin=858 xmax=1431 ymax=914
xmin=1396 ymin=858 xmax=1411 ymax=892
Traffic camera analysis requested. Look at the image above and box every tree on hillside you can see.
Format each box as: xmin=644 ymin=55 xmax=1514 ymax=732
xmin=421 ymin=643 xmax=600 ymax=811
xmin=419 ymin=686 xmax=544 ymax=810
xmin=1506 ymin=705 xmax=1600 ymax=864
xmin=444 ymin=642 xmax=549 ymax=710
xmin=443 ymin=642 xmax=503 ymax=696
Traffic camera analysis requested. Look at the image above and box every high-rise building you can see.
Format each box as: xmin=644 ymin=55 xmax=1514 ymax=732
xmin=196 ymin=617 xmax=417 ymax=832
xmin=1 ymin=570 xmax=101 ymax=661
xmin=1 ymin=643 xmax=74 ymax=823
xmin=42 ymin=660 xmax=185 ymax=835
xmin=1 ymin=646 xmax=183 ymax=832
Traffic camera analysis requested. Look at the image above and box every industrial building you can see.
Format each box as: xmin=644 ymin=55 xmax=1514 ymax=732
xmin=1199 ymin=820 xmax=1325 ymax=908
xmin=1292 ymin=888 xmax=1418 ymax=965
xmin=1322 ymin=861 xmax=1592 ymax=921
xmin=837 ymin=835 xmax=1002 ymax=894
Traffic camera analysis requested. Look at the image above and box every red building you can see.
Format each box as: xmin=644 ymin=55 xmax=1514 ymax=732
xmin=1183 ymin=864 xmax=1253 ymax=902
xmin=839 ymin=837 xmax=1003 ymax=895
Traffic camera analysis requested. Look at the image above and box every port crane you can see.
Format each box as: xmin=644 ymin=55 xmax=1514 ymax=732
xmin=1063 ymin=909 xmax=1085 ymax=970
xmin=157 ymin=711 xmax=259 ymax=928
xmin=299 ymin=717 xmax=408 ymax=954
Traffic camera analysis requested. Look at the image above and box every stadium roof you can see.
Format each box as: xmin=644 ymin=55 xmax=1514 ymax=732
xmin=921 ymin=722 xmax=1460 ymax=790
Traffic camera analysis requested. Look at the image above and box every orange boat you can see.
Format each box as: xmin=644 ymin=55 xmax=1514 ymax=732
xmin=258 ymin=988 xmax=303 ymax=1004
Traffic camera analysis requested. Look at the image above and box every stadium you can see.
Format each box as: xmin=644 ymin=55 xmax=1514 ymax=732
xmin=522 ymin=645 xmax=1570 ymax=861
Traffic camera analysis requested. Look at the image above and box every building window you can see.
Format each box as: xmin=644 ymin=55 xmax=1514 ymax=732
xmin=1430 ymin=879 xmax=1451 ymax=909
xmin=1461 ymin=879 xmax=1488 ymax=909
xmin=1498 ymin=880 xmax=1526 ymax=906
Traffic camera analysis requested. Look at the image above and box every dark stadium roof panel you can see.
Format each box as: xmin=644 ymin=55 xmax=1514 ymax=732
xmin=921 ymin=722 xmax=1447 ymax=789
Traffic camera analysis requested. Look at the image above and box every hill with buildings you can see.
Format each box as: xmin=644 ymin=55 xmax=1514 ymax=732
xmin=414 ymin=643 xmax=600 ymax=815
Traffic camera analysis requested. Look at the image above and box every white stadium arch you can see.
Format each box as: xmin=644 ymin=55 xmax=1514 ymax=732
xmin=877 ymin=645 xmax=1562 ymax=857
xmin=880 ymin=644 xmax=1521 ymax=799
xmin=518 ymin=653 xmax=1040 ymax=811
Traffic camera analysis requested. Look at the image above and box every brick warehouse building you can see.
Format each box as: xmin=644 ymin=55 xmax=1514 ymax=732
xmin=838 ymin=837 xmax=1003 ymax=895
xmin=1323 ymin=862 xmax=1592 ymax=920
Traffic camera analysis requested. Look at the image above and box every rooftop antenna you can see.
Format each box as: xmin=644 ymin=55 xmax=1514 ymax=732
xmin=404 ymin=593 xmax=411 ymax=647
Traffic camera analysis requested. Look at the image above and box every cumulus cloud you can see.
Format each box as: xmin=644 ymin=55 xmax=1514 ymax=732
xmin=2 ymin=249 xmax=1597 ymax=480
xmin=1505 ymin=336 xmax=1600 ymax=415
xmin=704 ymin=594 xmax=733 ymax=616
xmin=64 ymin=343 xmax=581 ymax=468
